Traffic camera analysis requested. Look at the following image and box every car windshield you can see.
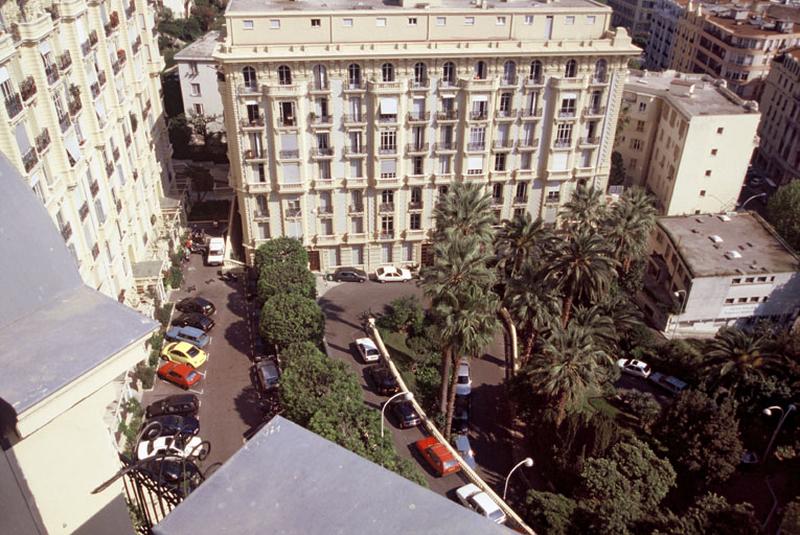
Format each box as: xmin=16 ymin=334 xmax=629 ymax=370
xmin=367 ymin=348 xmax=379 ymax=356
xmin=186 ymin=372 xmax=198 ymax=381
xmin=442 ymin=458 xmax=459 ymax=470
xmin=487 ymin=509 xmax=505 ymax=522
xmin=457 ymin=376 xmax=469 ymax=384
xmin=187 ymin=347 xmax=199 ymax=357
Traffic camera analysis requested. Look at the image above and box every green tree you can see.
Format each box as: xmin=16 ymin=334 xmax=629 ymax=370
xmin=167 ymin=113 xmax=192 ymax=154
xmin=617 ymin=389 xmax=662 ymax=431
xmin=259 ymin=294 xmax=324 ymax=351
xmin=702 ymin=327 xmax=786 ymax=394
xmin=655 ymin=493 xmax=760 ymax=535
xmin=606 ymin=188 xmax=657 ymax=273
xmin=609 ymin=151 xmax=627 ymax=186
xmin=766 ymin=180 xmax=800 ymax=251
xmin=547 ymin=229 xmax=618 ymax=326
xmin=495 ymin=212 xmax=555 ymax=279
xmin=653 ymin=389 xmax=743 ymax=486
xmin=257 ymin=261 xmax=316 ymax=302
xmin=506 ymin=263 xmax=560 ymax=366
xmin=560 ymin=184 xmax=608 ymax=233
xmin=254 ymin=237 xmax=308 ymax=272
xmin=523 ymin=490 xmax=577 ymax=535
xmin=377 ymin=295 xmax=424 ymax=333
xmin=781 ymin=498 xmax=800 ymax=535
xmin=184 ymin=163 xmax=215 ymax=203
xmin=432 ymin=182 xmax=495 ymax=244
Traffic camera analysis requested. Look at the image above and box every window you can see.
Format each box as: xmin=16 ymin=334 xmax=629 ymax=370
xmin=635 ymin=120 xmax=645 ymax=132
xmin=499 ymin=92 xmax=512 ymax=114
xmin=193 ymin=103 xmax=203 ymax=114
xmin=412 ymin=156 xmax=424 ymax=175
xmin=732 ymin=278 xmax=741 ymax=284
xmin=529 ymin=60 xmax=542 ymax=83
xmin=515 ymin=182 xmax=528 ymax=201
xmin=524 ymin=15 xmax=533 ymax=25
xmin=496 ymin=16 xmax=507 ymax=25
xmin=436 ymin=16 xmax=446 ymax=26
xmin=188 ymin=62 xmax=198 ymax=76
xmin=474 ymin=61 xmax=487 ymax=80
xmin=594 ymin=59 xmax=607 ymax=82
xmin=311 ymin=18 xmax=321 ymax=27
xmin=745 ymin=277 xmax=755 ymax=283
xmin=411 ymin=187 xmax=422 ymax=205
xmin=717 ymin=127 xmax=724 ymax=134
xmin=277 ymin=65 xmax=292 ymax=85
xmin=494 ymin=153 xmax=506 ymax=171
xmin=380 ymin=130 xmax=397 ymax=151
xmin=564 ymin=59 xmax=577 ymax=78
xmin=630 ymin=139 xmax=642 ymax=151
xmin=699 ymin=190 xmax=706 ymax=197
xmin=587 ymin=15 xmax=596 ymax=24
xmin=442 ymin=62 xmax=456 ymax=85
xmin=705 ymin=170 xmax=712 ymax=176
xmin=348 ymin=64 xmax=361 ymax=88
xmin=376 ymin=17 xmax=386 ymax=27
xmin=190 ymin=83 xmax=200 ymax=96
xmin=381 ymin=215 xmax=394 ymax=236
xmin=711 ymin=149 xmax=718 ymax=156
xmin=502 ymin=61 xmax=516 ymax=84
xmin=638 ymin=101 xmax=647 ymax=112
xmin=257 ymin=163 xmax=266 ymax=182
xmin=410 ymin=213 xmax=421 ymax=230
xmin=725 ymin=298 xmax=734 ymax=304
xmin=492 ymin=183 xmax=503 ymax=202
xmin=565 ymin=16 xmax=575 ymax=25
xmin=556 ymin=123 xmax=573 ymax=144
xmin=243 ymin=20 xmax=254 ymax=30
xmin=408 ymin=17 xmax=417 ymax=25
xmin=243 ymin=66 xmax=257 ymax=89
xmin=270 ymin=19 xmax=280 ymax=29
xmin=343 ymin=18 xmax=353 ymax=27
xmin=381 ymin=63 xmax=395 ymax=82
xmin=413 ymin=62 xmax=427 ymax=86
xmin=464 ymin=17 xmax=475 ymax=25
xmin=737 ymin=298 xmax=748 ymax=304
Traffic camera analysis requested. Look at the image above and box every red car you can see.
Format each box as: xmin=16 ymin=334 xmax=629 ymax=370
xmin=157 ymin=362 xmax=202 ymax=390
xmin=414 ymin=436 xmax=462 ymax=477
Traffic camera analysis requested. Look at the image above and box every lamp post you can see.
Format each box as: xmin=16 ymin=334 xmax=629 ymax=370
xmin=671 ymin=290 xmax=686 ymax=339
xmin=762 ymin=403 xmax=796 ymax=463
xmin=738 ymin=192 xmax=767 ymax=210
xmin=381 ymin=391 xmax=413 ymax=438
xmin=503 ymin=457 xmax=533 ymax=500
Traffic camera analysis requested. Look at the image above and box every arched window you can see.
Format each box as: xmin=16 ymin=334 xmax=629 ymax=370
xmin=256 ymin=195 xmax=268 ymax=217
xmin=474 ymin=60 xmax=487 ymax=80
xmin=502 ymin=61 xmax=516 ymax=84
xmin=529 ymin=60 xmax=542 ymax=83
xmin=594 ymin=59 xmax=608 ymax=83
xmin=413 ymin=62 xmax=427 ymax=87
xmin=564 ymin=59 xmax=577 ymax=79
xmin=348 ymin=63 xmax=361 ymax=88
xmin=242 ymin=66 xmax=257 ymax=89
xmin=277 ymin=65 xmax=292 ymax=85
xmin=442 ymin=61 xmax=456 ymax=85
xmin=381 ymin=62 xmax=395 ymax=82
xmin=312 ymin=64 xmax=327 ymax=90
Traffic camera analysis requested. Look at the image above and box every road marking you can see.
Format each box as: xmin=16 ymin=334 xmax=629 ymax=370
xmin=189 ymin=388 xmax=204 ymax=395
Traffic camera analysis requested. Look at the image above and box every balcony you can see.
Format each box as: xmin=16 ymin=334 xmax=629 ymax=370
xmin=237 ymin=84 xmax=261 ymax=96
xmin=35 ymin=129 xmax=51 ymax=153
xmin=278 ymin=150 xmax=299 ymax=160
xmin=344 ymin=146 xmax=366 ymax=157
xmin=409 ymin=79 xmax=430 ymax=91
xmin=342 ymin=81 xmax=365 ymax=92
xmin=112 ymin=147 xmax=120 ymax=161
xmin=408 ymin=201 xmax=423 ymax=210
xmin=132 ymin=36 xmax=142 ymax=55
xmin=58 ymin=113 xmax=71 ymax=133
xmin=524 ymin=76 xmax=545 ymax=88
xmin=315 ymin=234 xmax=338 ymax=246
xmin=22 ymin=148 xmax=38 ymax=172
xmin=308 ymin=81 xmax=330 ymax=94
xmin=558 ymin=108 xmax=577 ymax=119
xmin=90 ymin=82 xmax=101 ymax=99
xmin=434 ymin=142 xmax=456 ymax=153
xmin=405 ymin=174 xmax=429 ymax=186
xmin=89 ymin=30 xmax=98 ymax=47
xmin=544 ymin=195 xmax=560 ymax=205
xmin=343 ymin=114 xmax=366 ymax=126
xmin=492 ymin=139 xmax=514 ymax=151
xmin=277 ymin=117 xmax=297 ymax=128
xmin=591 ymin=75 xmax=609 ymax=85
xmin=60 ymin=222 xmax=72 ymax=241
xmin=407 ymin=111 xmax=430 ymax=123
xmin=553 ymin=139 xmax=572 ymax=149
xmin=68 ymin=96 xmax=82 ymax=116
xmin=345 ymin=177 xmax=367 ymax=188
xmin=584 ymin=106 xmax=606 ymax=117
xmin=368 ymin=79 xmax=404 ymax=92
xmin=90 ymin=179 xmax=100 ymax=197
xmin=378 ymin=231 xmax=396 ymax=240
xmin=79 ymin=201 xmax=90 ymax=221
xmin=406 ymin=143 xmax=429 ymax=155
xmin=105 ymin=162 xmax=114 ymax=177
xmin=378 ymin=145 xmax=397 ymax=155
xmin=111 ymin=60 xmax=121 ymax=75
xmin=438 ymin=79 xmax=458 ymax=90
xmin=491 ymin=197 xmax=503 ymax=207
xmin=469 ymin=110 xmax=489 ymax=121
xmin=495 ymin=109 xmax=517 ymax=121
xmin=125 ymin=1 xmax=135 ymax=19
xmin=348 ymin=204 xmax=364 ymax=214
xmin=5 ymin=94 xmax=23 ymax=118
xmin=459 ymin=77 xmax=494 ymax=90
xmin=265 ymin=84 xmax=301 ymax=97
xmin=513 ymin=196 xmax=529 ymax=205
xmin=245 ymin=149 xmax=268 ymax=161
xmin=58 ymin=50 xmax=72 ymax=72
xmin=580 ymin=136 xmax=600 ymax=146
xmin=517 ymin=139 xmax=539 ymax=151
xmin=436 ymin=110 xmax=458 ymax=123
xmin=98 ymin=70 xmax=107 ymax=87
xmin=92 ymin=243 xmax=100 ymax=260
xmin=142 ymin=100 xmax=151 ymax=117
xmin=240 ymin=116 xmax=265 ymax=129
xmin=500 ymin=76 xmax=517 ymax=87
xmin=81 ymin=40 xmax=91 ymax=56
xmin=520 ymin=108 xmax=543 ymax=120
xmin=309 ymin=113 xmax=333 ymax=126
xmin=285 ymin=208 xmax=302 ymax=218
xmin=377 ymin=114 xmax=398 ymax=125
xmin=124 ymin=134 xmax=132 ymax=147
xmin=45 ymin=63 xmax=60 ymax=85
xmin=378 ymin=202 xmax=395 ymax=213
xmin=466 ymin=142 xmax=486 ymax=152
xmin=311 ymin=147 xmax=334 ymax=158
xmin=105 ymin=11 xmax=120 ymax=37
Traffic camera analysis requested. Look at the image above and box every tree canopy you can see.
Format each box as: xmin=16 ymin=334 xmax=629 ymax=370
xmin=255 ymin=237 xmax=309 ymax=272
xmin=259 ymin=293 xmax=324 ymax=351
xmin=766 ymin=180 xmax=800 ymax=251
xmin=257 ymin=261 xmax=316 ymax=302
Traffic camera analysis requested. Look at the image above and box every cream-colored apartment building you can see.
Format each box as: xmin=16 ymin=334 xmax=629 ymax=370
xmin=616 ymin=70 xmax=760 ymax=215
xmin=606 ymin=0 xmax=655 ymax=42
xmin=671 ymin=4 xmax=800 ymax=100
xmin=757 ymin=48 xmax=800 ymax=185
xmin=215 ymin=0 xmax=639 ymax=271
xmin=0 ymin=0 xmax=177 ymax=306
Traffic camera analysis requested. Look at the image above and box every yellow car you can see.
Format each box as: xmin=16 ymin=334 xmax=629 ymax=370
xmin=161 ymin=341 xmax=208 ymax=368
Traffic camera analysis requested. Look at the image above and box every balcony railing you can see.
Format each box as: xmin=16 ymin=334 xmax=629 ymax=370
xmin=278 ymin=117 xmax=296 ymax=127
xmin=112 ymin=147 xmax=120 ymax=161
xmin=558 ymin=108 xmax=577 ymax=119
xmin=584 ymin=106 xmax=606 ymax=116
xmin=68 ymin=96 xmax=82 ymax=116
xmin=45 ymin=63 xmax=60 ymax=85
xmin=520 ymin=108 xmax=543 ymax=119
xmin=35 ymin=129 xmax=50 ymax=152
xmin=343 ymin=114 xmax=365 ymax=124
xmin=92 ymin=243 xmax=100 ymax=260
xmin=238 ymin=84 xmax=260 ymax=95
xmin=278 ymin=150 xmax=299 ymax=159
xmin=518 ymin=139 xmax=539 ymax=150
xmin=22 ymin=148 xmax=38 ymax=172
xmin=495 ymin=109 xmax=516 ymax=119
xmin=379 ymin=203 xmax=394 ymax=213
xmin=58 ymin=50 xmax=72 ymax=71
xmin=580 ymin=136 xmax=600 ymax=145
xmin=406 ymin=143 xmax=429 ymax=153
xmin=378 ymin=146 xmax=397 ymax=155
xmin=5 ymin=94 xmax=23 ymax=118
xmin=436 ymin=110 xmax=458 ymax=121
xmin=58 ymin=113 xmax=71 ymax=133
xmin=124 ymin=134 xmax=132 ymax=147
xmin=408 ymin=111 xmax=430 ymax=122
xmin=81 ymin=40 xmax=91 ymax=56
xmin=308 ymin=81 xmax=330 ymax=92
xmin=466 ymin=142 xmax=486 ymax=151
xmin=554 ymin=139 xmax=572 ymax=148
xmin=343 ymin=80 xmax=364 ymax=91
xmin=286 ymin=208 xmax=302 ymax=218
xmin=105 ymin=162 xmax=114 ymax=177
xmin=60 ymin=222 xmax=72 ymax=241
xmin=90 ymin=179 xmax=100 ymax=197
xmin=525 ymin=76 xmax=544 ymax=86
xmin=591 ymin=75 xmax=608 ymax=84
xmin=20 ymin=77 xmax=36 ymax=102
xmin=79 ymin=201 xmax=90 ymax=221
xmin=132 ymin=36 xmax=142 ymax=54
xmin=409 ymin=79 xmax=430 ymax=90
xmin=344 ymin=146 xmax=366 ymax=155
xmin=500 ymin=76 xmax=517 ymax=86
xmin=89 ymin=30 xmax=98 ymax=47
xmin=377 ymin=114 xmax=398 ymax=124
xmin=98 ymin=70 xmax=107 ymax=87
xmin=408 ymin=201 xmax=422 ymax=210
xmin=90 ymin=82 xmax=101 ymax=99
xmin=379 ymin=231 xmax=395 ymax=240
xmin=434 ymin=142 xmax=456 ymax=151
xmin=311 ymin=147 xmax=334 ymax=157
xmin=309 ymin=114 xmax=333 ymax=125
xmin=438 ymin=79 xmax=458 ymax=89
xmin=469 ymin=110 xmax=488 ymax=121
xmin=514 ymin=196 xmax=529 ymax=204
xmin=318 ymin=205 xmax=334 ymax=215
xmin=112 ymin=60 xmax=121 ymax=75
xmin=349 ymin=204 xmax=364 ymax=213
xmin=493 ymin=139 xmax=514 ymax=149
xmin=241 ymin=116 xmax=265 ymax=128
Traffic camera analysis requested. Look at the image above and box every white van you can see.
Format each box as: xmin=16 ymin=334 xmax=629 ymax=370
xmin=205 ymin=237 xmax=225 ymax=266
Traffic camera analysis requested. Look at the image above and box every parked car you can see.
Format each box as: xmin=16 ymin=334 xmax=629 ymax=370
xmin=648 ymin=372 xmax=688 ymax=396
xmin=162 ymin=341 xmax=209 ymax=368
xmin=205 ymin=237 xmax=225 ymax=266
xmin=253 ymin=357 xmax=280 ymax=395
xmin=355 ymin=337 xmax=380 ymax=363
xmin=165 ymin=326 xmax=211 ymax=349
xmin=455 ymin=483 xmax=507 ymax=524
xmin=455 ymin=360 xmax=472 ymax=396
xmin=331 ymin=267 xmax=368 ymax=283
xmin=172 ymin=313 xmax=215 ymax=333
xmin=452 ymin=407 xmax=470 ymax=434
xmin=415 ymin=436 xmax=462 ymax=477
xmin=392 ymin=399 xmax=422 ymax=429
xmin=140 ymin=458 xmax=203 ymax=498
xmin=366 ymin=364 xmax=400 ymax=396
xmin=175 ymin=297 xmax=216 ymax=316
xmin=137 ymin=435 xmax=205 ymax=461
xmin=616 ymin=358 xmax=651 ymax=379
xmin=374 ymin=266 xmax=413 ymax=283
xmin=142 ymin=414 xmax=200 ymax=440
xmin=145 ymin=394 xmax=200 ymax=419
xmin=157 ymin=362 xmax=202 ymax=390
xmin=452 ymin=433 xmax=477 ymax=470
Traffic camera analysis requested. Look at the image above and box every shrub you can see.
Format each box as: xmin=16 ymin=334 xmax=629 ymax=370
xmin=135 ymin=362 xmax=156 ymax=390
xmin=617 ymin=389 xmax=662 ymax=431
xmin=156 ymin=303 xmax=174 ymax=328
xmin=376 ymin=296 xmax=425 ymax=333
xmin=259 ymin=293 xmax=325 ymax=352
xmin=254 ymin=238 xmax=308 ymax=272
xmin=257 ymin=262 xmax=316 ymax=302
xmin=167 ymin=266 xmax=183 ymax=289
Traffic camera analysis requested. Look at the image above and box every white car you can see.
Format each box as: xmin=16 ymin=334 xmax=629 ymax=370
xmin=375 ymin=266 xmax=413 ymax=283
xmin=616 ymin=358 xmax=651 ymax=379
xmin=455 ymin=483 xmax=507 ymax=525
xmin=455 ymin=360 xmax=472 ymax=396
xmin=355 ymin=337 xmax=380 ymax=363
xmin=137 ymin=435 xmax=204 ymax=461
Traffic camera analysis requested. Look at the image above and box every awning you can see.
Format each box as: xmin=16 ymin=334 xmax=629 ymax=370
xmin=65 ymin=134 xmax=81 ymax=163
xmin=471 ymin=95 xmax=489 ymax=103
xmin=283 ymin=163 xmax=300 ymax=182
xmin=561 ymin=92 xmax=578 ymax=100
xmin=132 ymin=260 xmax=164 ymax=280
xmin=30 ymin=170 xmax=42 ymax=188
xmin=412 ymin=98 xmax=425 ymax=112
xmin=95 ymin=100 xmax=106 ymax=121
xmin=550 ymin=152 xmax=568 ymax=171
xmin=380 ymin=159 xmax=397 ymax=174
xmin=38 ymin=41 xmax=51 ymax=55
xmin=245 ymin=99 xmax=259 ymax=106
xmin=379 ymin=97 xmax=398 ymax=115
xmin=0 ymin=66 xmax=10 ymax=84
xmin=281 ymin=134 xmax=298 ymax=151
xmin=467 ymin=155 xmax=484 ymax=170
xmin=76 ymin=18 xmax=87 ymax=42
xmin=14 ymin=123 xmax=30 ymax=153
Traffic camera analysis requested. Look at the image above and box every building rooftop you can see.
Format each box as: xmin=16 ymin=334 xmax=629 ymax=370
xmin=0 ymin=154 xmax=158 ymax=417
xmin=700 ymin=5 xmax=800 ymax=37
xmin=153 ymin=417 xmax=510 ymax=535
xmin=174 ymin=31 xmax=220 ymax=61
xmin=625 ymin=70 xmax=759 ymax=116
xmin=227 ymin=0 xmax=606 ymax=14
xmin=658 ymin=212 xmax=800 ymax=278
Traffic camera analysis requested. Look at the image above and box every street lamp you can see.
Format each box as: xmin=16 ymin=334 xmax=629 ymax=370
xmin=503 ymin=457 xmax=533 ymax=500
xmin=738 ymin=192 xmax=767 ymax=210
xmin=381 ymin=391 xmax=413 ymax=438
xmin=761 ymin=404 xmax=797 ymax=462
xmin=671 ymin=290 xmax=687 ymax=339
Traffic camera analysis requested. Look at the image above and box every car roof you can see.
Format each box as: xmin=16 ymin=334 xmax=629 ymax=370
xmin=356 ymin=338 xmax=377 ymax=349
xmin=453 ymin=434 xmax=471 ymax=449
xmin=456 ymin=483 xmax=481 ymax=501
xmin=170 ymin=341 xmax=196 ymax=352
xmin=161 ymin=394 xmax=198 ymax=404
xmin=173 ymin=325 xmax=205 ymax=337
xmin=471 ymin=492 xmax=501 ymax=514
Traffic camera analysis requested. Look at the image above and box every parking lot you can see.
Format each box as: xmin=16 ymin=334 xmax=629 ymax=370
xmin=319 ymin=280 xmax=514 ymax=499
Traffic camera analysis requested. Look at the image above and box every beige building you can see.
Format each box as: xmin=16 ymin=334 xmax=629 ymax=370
xmin=606 ymin=0 xmax=655 ymax=42
xmin=214 ymin=0 xmax=639 ymax=272
xmin=639 ymin=212 xmax=800 ymax=337
xmin=757 ymin=48 xmax=800 ymax=185
xmin=671 ymin=4 xmax=800 ymax=100
xmin=0 ymin=0 xmax=178 ymax=308
xmin=175 ymin=31 xmax=225 ymax=131
xmin=616 ymin=70 xmax=760 ymax=215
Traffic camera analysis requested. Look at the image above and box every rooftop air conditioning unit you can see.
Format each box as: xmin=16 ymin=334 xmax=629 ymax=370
xmin=718 ymin=214 xmax=731 ymax=222
xmin=726 ymin=250 xmax=743 ymax=259
xmin=710 ymin=235 xmax=724 ymax=243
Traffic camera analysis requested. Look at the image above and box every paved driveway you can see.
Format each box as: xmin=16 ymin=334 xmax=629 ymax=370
xmin=319 ymin=280 xmax=514 ymax=499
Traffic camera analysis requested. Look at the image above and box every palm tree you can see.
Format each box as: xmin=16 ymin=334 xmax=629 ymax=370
xmin=606 ymin=188 xmax=657 ymax=273
xmin=433 ymin=182 xmax=495 ymax=245
xmin=506 ymin=261 xmax=560 ymax=367
xmin=559 ymin=184 xmax=607 ymax=233
xmin=702 ymin=328 xmax=787 ymax=391
xmin=527 ymin=323 xmax=612 ymax=425
xmin=495 ymin=213 xmax=555 ymax=279
xmin=546 ymin=229 xmax=619 ymax=326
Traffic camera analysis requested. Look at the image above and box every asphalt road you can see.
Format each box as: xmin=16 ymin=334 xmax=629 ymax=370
xmin=319 ymin=280 xmax=514 ymax=499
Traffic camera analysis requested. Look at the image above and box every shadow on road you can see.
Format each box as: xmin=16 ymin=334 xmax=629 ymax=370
xmin=233 ymin=384 xmax=266 ymax=433
xmin=223 ymin=319 xmax=252 ymax=357
xmin=318 ymin=297 xmax=365 ymax=332
xmin=469 ymin=382 xmax=513 ymax=488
